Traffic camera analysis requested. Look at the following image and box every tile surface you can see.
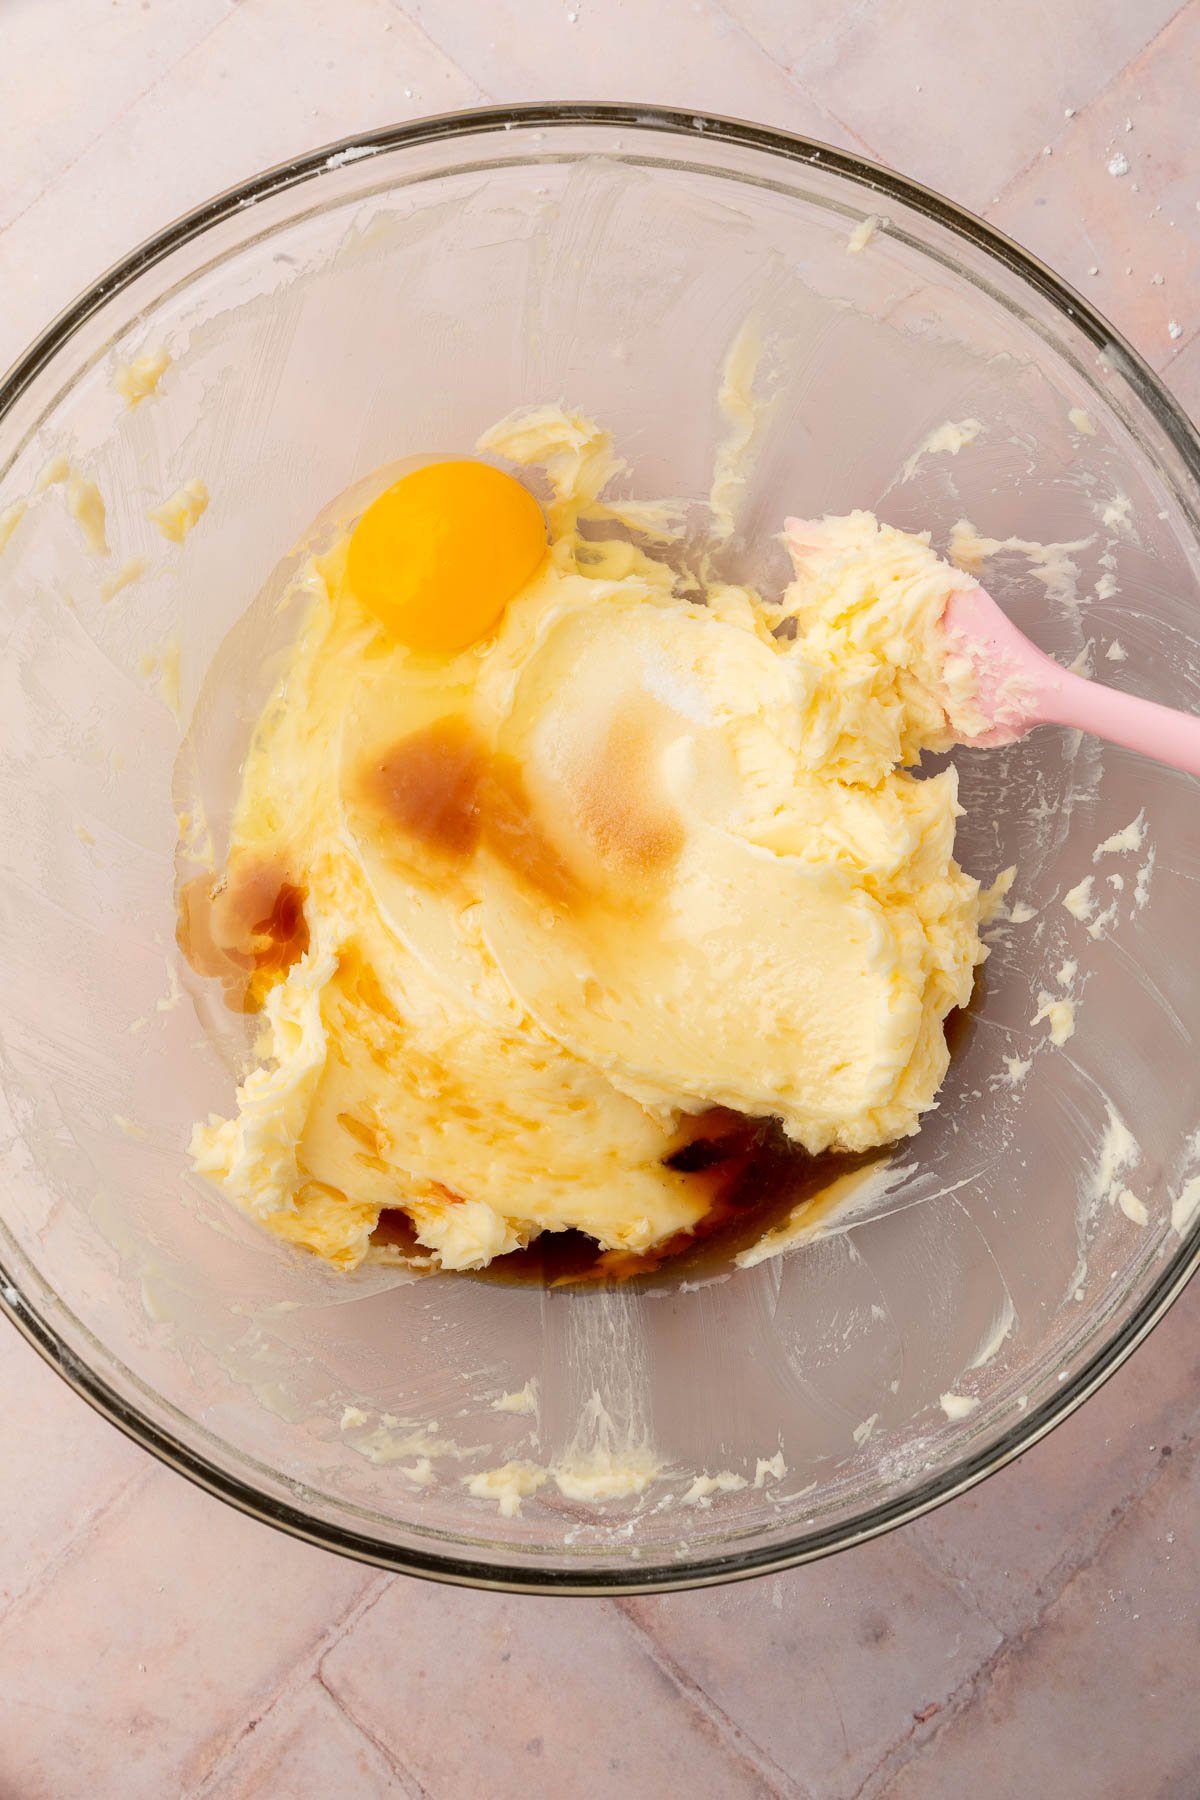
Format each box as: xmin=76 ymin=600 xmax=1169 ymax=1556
xmin=623 ymin=1538 xmax=1002 ymax=1800
xmin=2 ymin=3 xmax=1199 ymax=1796
xmin=198 ymin=1681 xmax=413 ymax=1800
xmin=0 ymin=1448 xmax=374 ymax=1800
xmin=883 ymin=1430 xmax=1200 ymax=1800
xmin=322 ymin=1583 xmax=785 ymax=1798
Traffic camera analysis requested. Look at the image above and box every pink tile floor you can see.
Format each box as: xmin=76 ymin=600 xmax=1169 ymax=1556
xmin=1 ymin=2 xmax=1198 ymax=1793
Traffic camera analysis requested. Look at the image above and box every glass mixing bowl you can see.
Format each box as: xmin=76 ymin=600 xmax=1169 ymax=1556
xmin=2 ymin=105 xmax=1198 ymax=1595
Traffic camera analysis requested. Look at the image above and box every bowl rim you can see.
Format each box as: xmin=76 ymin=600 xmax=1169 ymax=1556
xmin=2 ymin=99 xmax=1197 ymax=1596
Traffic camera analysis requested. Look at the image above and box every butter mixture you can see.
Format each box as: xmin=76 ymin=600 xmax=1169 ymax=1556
xmin=183 ymin=407 xmax=991 ymax=1272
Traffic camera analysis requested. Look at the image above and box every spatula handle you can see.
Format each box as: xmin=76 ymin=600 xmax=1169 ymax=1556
xmin=1036 ymin=668 xmax=1200 ymax=779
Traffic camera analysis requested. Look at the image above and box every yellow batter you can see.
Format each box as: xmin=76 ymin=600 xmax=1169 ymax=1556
xmin=185 ymin=407 xmax=990 ymax=1271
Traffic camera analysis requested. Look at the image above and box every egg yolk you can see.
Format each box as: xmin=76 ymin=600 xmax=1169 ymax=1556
xmin=346 ymin=459 xmax=547 ymax=653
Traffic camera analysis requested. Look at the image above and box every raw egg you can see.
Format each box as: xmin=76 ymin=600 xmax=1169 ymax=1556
xmin=346 ymin=459 xmax=547 ymax=652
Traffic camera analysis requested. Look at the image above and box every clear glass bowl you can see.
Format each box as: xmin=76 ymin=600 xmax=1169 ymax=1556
xmin=2 ymin=104 xmax=1198 ymax=1594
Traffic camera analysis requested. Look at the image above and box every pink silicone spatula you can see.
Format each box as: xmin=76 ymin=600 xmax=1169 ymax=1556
xmin=943 ymin=585 xmax=1200 ymax=776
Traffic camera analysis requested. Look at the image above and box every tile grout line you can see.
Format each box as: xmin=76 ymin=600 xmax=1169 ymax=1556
xmin=612 ymin=1598 xmax=812 ymax=1800
xmin=854 ymin=1422 xmax=1198 ymax=1799
xmin=811 ymin=102 xmax=886 ymax=162
xmin=0 ymin=3 xmax=242 ymax=243
xmin=315 ymin=1661 xmax=431 ymax=1800
xmin=620 ymin=1525 xmax=1007 ymax=1800
xmin=184 ymin=1567 xmax=399 ymax=1797
xmin=0 ymin=0 xmax=491 ymax=267
xmin=983 ymin=0 xmax=1195 ymax=218
xmin=717 ymin=0 xmax=879 ymax=97
xmin=908 ymin=1365 xmax=1200 ymax=1644
xmin=383 ymin=0 xmax=496 ymax=105
xmin=707 ymin=0 xmax=887 ymax=160
xmin=1164 ymin=323 xmax=1200 ymax=377
xmin=0 ymin=1458 xmax=152 ymax=1638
